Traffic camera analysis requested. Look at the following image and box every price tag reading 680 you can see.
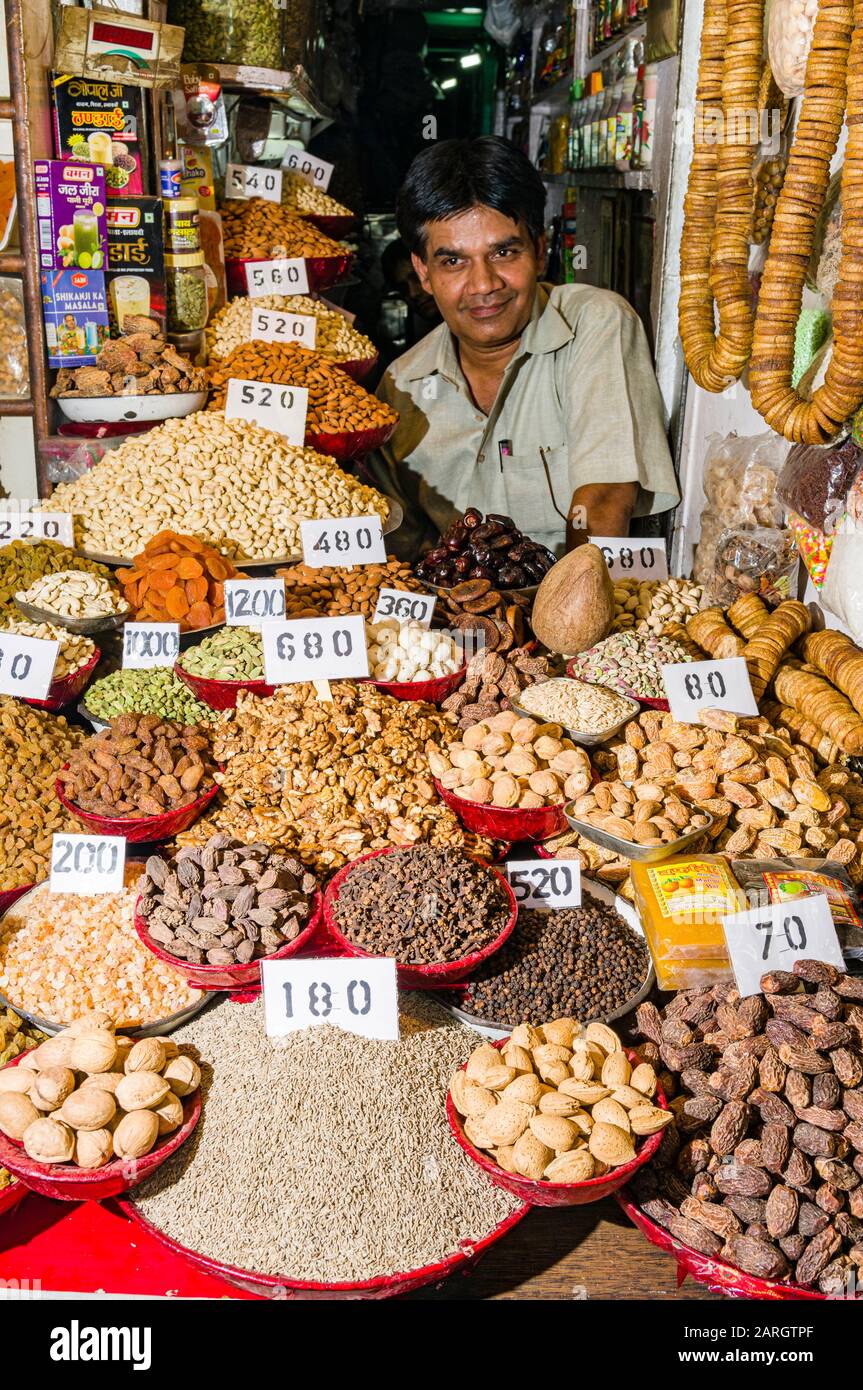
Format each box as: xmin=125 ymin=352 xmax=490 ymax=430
xmin=50 ymin=833 xmax=126 ymax=895
xmin=661 ymin=656 xmax=758 ymax=725
xmin=300 ymin=515 xmax=386 ymax=568
xmin=262 ymin=614 xmax=368 ymax=685
xmin=262 ymin=957 xmax=398 ymax=1040
xmin=591 ymin=537 xmax=668 ymax=581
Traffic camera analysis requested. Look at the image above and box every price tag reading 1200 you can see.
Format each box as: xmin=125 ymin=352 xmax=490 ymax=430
xmin=224 ymin=379 xmax=309 ymax=445
xmin=245 ymin=257 xmax=310 ymax=298
xmin=261 ymin=615 xmax=368 ymax=685
xmin=661 ymin=656 xmax=759 ymax=725
xmin=505 ymin=859 xmax=582 ymax=910
xmin=50 ymin=833 xmax=126 ymax=895
xmin=591 ymin=537 xmax=669 ymax=581
xmin=300 ymin=516 xmax=386 ymax=568
xmin=123 ymin=623 xmax=180 ymax=670
xmin=224 ymin=578 xmax=286 ymax=626
xmin=0 ymin=632 xmax=59 ymax=700
xmin=372 ymin=588 xmax=436 ymax=627
xmin=263 ymin=957 xmax=399 ymax=1040
xmin=722 ymin=894 xmax=843 ymax=998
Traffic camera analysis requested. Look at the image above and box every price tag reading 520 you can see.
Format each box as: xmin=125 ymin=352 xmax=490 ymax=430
xmin=224 ymin=378 xmax=309 ymax=445
xmin=250 ymin=306 xmax=317 ymax=349
xmin=261 ymin=614 xmax=368 ymax=684
xmin=300 ymin=516 xmax=386 ymax=568
xmin=50 ymin=833 xmax=126 ymax=895
xmin=505 ymin=859 xmax=582 ymax=909
xmin=661 ymin=656 xmax=758 ymax=725
xmin=722 ymin=894 xmax=843 ymax=998
xmin=262 ymin=957 xmax=398 ymax=1040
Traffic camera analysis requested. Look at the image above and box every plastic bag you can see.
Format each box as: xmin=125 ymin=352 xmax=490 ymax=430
xmin=822 ymin=531 xmax=863 ymax=644
xmin=731 ymin=858 xmax=863 ymax=957
xmin=0 ymin=278 xmax=28 ymax=399
xmin=776 ymin=434 xmax=863 ymax=533
xmin=693 ymin=431 xmax=787 ymax=587
xmin=807 ymin=170 xmax=842 ymax=302
xmin=766 ymin=0 xmax=817 ymax=97
xmin=704 ymin=525 xmax=799 ymax=607
xmin=786 ymin=509 xmax=833 ymax=589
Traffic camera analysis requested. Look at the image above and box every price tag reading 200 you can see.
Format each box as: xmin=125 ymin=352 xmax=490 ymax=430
xmin=50 ymin=833 xmax=126 ymax=895
xmin=300 ymin=515 xmax=386 ymax=569
xmin=262 ymin=614 xmax=368 ymax=685
xmin=123 ymin=623 xmax=180 ymax=670
xmin=505 ymin=859 xmax=582 ymax=910
xmin=661 ymin=656 xmax=759 ymax=725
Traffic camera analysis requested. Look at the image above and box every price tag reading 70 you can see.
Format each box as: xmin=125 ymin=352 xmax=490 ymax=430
xmin=261 ymin=614 xmax=368 ymax=685
xmin=661 ymin=657 xmax=758 ymax=725
xmin=722 ymin=894 xmax=843 ymax=998
xmin=505 ymin=859 xmax=582 ymax=910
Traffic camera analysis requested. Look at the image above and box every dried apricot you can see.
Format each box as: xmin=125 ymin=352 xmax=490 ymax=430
xmin=205 ymin=555 xmax=230 ymax=581
xmin=165 ymin=588 xmax=190 ymax=620
xmin=147 ymin=553 xmax=180 ymax=572
xmin=186 ymin=601 xmax=213 ymax=629
xmin=148 ymin=570 xmax=177 ymax=592
xmin=185 ymin=577 xmax=208 ymax=604
xmin=176 ymin=557 xmax=203 ymax=580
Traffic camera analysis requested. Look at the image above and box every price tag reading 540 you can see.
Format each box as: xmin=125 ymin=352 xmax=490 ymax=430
xmin=661 ymin=657 xmax=758 ymax=725
xmin=262 ymin=614 xmax=368 ymax=684
xmin=262 ymin=958 xmax=398 ymax=1040
xmin=505 ymin=859 xmax=582 ymax=909
xmin=722 ymin=894 xmax=843 ymax=998
xmin=300 ymin=516 xmax=386 ymax=568
xmin=50 ymin=833 xmax=126 ymax=895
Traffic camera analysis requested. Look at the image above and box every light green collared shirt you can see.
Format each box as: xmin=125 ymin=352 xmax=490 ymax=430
xmin=368 ymin=282 xmax=679 ymax=559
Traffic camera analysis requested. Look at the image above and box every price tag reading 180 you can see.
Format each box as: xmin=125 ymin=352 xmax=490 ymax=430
xmin=224 ymin=577 xmax=286 ymax=626
xmin=0 ymin=510 xmax=74 ymax=546
xmin=372 ymin=588 xmax=435 ymax=627
xmin=123 ymin=622 xmax=180 ymax=670
xmin=300 ymin=516 xmax=386 ymax=569
xmin=263 ymin=957 xmax=398 ymax=1040
xmin=245 ymin=257 xmax=310 ymax=298
xmin=262 ymin=614 xmax=368 ymax=685
xmin=251 ymin=306 xmax=317 ymax=349
xmin=505 ymin=859 xmax=582 ymax=910
xmin=591 ymin=537 xmax=669 ymax=581
xmin=50 ymin=833 xmax=126 ymax=895
xmin=225 ymin=162 xmax=283 ymax=204
xmin=282 ymin=150 xmax=335 ymax=192
xmin=661 ymin=656 xmax=759 ymax=725
xmin=0 ymin=632 xmax=59 ymax=700
xmin=224 ymin=379 xmax=309 ymax=445
xmin=722 ymin=894 xmax=843 ymax=998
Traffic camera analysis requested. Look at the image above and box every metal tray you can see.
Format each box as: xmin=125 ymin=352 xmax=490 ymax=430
xmin=508 ymin=684 xmax=641 ymax=748
xmin=563 ymin=804 xmax=715 ymax=863
xmin=76 ymin=700 xmax=108 ymax=732
xmin=14 ymin=594 xmax=128 ymax=636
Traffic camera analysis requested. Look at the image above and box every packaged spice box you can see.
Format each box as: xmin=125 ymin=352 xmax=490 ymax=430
xmin=106 ymin=196 xmax=166 ymax=332
xmin=50 ymin=74 xmax=146 ymax=197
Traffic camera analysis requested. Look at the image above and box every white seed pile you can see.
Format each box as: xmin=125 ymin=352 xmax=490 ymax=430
xmin=133 ymin=995 xmax=520 ymax=1282
xmin=205 ymin=293 xmax=376 ymax=364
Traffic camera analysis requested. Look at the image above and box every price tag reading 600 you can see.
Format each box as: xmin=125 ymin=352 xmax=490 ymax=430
xmin=300 ymin=515 xmax=386 ymax=569
xmin=262 ymin=614 xmax=368 ymax=685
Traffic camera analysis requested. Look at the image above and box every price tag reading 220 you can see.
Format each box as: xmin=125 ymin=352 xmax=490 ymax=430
xmin=261 ymin=615 xmax=368 ymax=685
xmin=300 ymin=516 xmax=386 ymax=568
xmin=505 ymin=859 xmax=582 ymax=910
xmin=50 ymin=833 xmax=126 ymax=895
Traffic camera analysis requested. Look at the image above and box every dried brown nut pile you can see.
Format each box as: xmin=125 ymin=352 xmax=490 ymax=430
xmin=57 ymin=713 xmax=216 ymax=818
xmin=51 ymin=318 xmax=206 ymax=398
xmin=434 ymin=579 xmax=532 ymax=656
xmin=630 ymin=960 xmax=863 ymax=1292
xmin=138 ymin=836 xmax=318 ymax=967
xmin=331 ymin=845 xmax=510 ymax=966
xmin=220 ymin=199 xmax=348 ymax=261
xmin=0 ymin=698 xmax=85 ymax=891
xmin=275 ymin=556 xmax=424 ymax=620
xmin=451 ymin=1020 xmax=671 ymax=1183
xmin=441 ymin=645 xmax=550 ymax=730
xmin=427 ymin=713 xmax=592 ymax=809
xmin=207 ymin=343 xmax=397 ymax=434
xmin=0 ymin=1014 xmax=200 ymax=1169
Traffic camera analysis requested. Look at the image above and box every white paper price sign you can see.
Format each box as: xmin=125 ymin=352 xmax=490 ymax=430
xmin=263 ymin=957 xmax=398 ymax=1040
xmin=282 ymin=149 xmax=335 ymax=191
xmin=300 ymin=516 xmax=386 ymax=569
xmin=225 ymin=162 xmax=283 ymax=204
xmin=661 ymin=657 xmax=758 ymax=725
xmin=224 ymin=577 xmax=286 ymax=626
xmin=0 ymin=510 xmax=73 ymax=546
xmin=49 ymin=833 xmax=126 ymax=895
xmin=505 ymin=859 xmax=582 ymax=910
xmin=722 ymin=894 xmax=844 ymax=998
xmin=262 ymin=614 xmax=368 ymax=685
xmin=245 ymin=257 xmax=309 ymax=298
xmin=372 ymin=588 xmax=436 ymax=627
xmin=251 ymin=306 xmax=317 ymax=349
xmin=122 ymin=622 xmax=180 ymax=670
xmin=0 ymin=632 xmax=59 ymax=700
xmin=224 ymin=378 xmax=308 ymax=445
xmin=591 ymin=537 xmax=669 ymax=580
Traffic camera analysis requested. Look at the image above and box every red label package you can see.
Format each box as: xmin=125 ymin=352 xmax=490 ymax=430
xmin=51 ymin=73 xmax=146 ymax=198
xmin=106 ymin=196 xmax=166 ymax=331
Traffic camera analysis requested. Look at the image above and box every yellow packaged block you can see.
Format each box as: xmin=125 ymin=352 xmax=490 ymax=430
xmin=631 ymin=855 xmax=745 ymax=964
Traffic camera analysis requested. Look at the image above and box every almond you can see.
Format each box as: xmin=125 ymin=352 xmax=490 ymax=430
xmin=559 ymin=1080 xmax=611 ymax=1104
xmin=630 ymin=1062 xmax=658 ymax=1096
xmin=483 ymin=1100 xmax=535 ymax=1147
xmin=512 ymin=1129 xmax=554 ymax=1181
xmin=585 ymin=1022 xmax=621 ymax=1054
xmin=591 ymin=1098 xmax=632 ymax=1132
xmin=529 ymin=1114 xmax=578 ymax=1152
xmin=501 ymin=1043 xmax=534 ymax=1074
xmin=630 ymin=1105 xmax=675 ymax=1136
xmin=544 ymin=1149 xmax=596 ymax=1183
xmin=537 ymin=1090 xmax=581 ymax=1117
xmin=542 ymin=1018 xmax=579 ymax=1047
xmin=589 ymin=1121 xmax=636 ymax=1167
xmin=449 ymin=1071 xmax=495 ymax=1118
xmin=501 ymin=1073 xmax=544 ymax=1106
xmin=601 ymin=1050 xmax=632 ymax=1088
xmin=509 ymin=1024 xmax=543 ymax=1050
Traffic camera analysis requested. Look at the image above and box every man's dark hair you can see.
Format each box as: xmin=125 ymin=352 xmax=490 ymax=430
xmin=396 ymin=136 xmax=546 ymax=257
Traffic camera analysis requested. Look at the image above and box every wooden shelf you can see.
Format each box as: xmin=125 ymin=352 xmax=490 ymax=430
xmin=584 ymin=20 xmax=647 ymax=75
xmin=0 ymin=397 xmax=34 ymax=416
xmin=0 ymin=252 xmax=24 ymax=274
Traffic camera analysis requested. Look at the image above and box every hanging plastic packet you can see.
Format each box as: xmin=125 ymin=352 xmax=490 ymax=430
xmin=731 ymin=858 xmax=863 ymax=961
xmin=176 ymin=65 xmax=229 ymax=148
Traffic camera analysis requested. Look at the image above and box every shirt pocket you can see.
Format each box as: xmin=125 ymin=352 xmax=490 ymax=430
xmin=502 ymin=443 xmax=570 ymax=552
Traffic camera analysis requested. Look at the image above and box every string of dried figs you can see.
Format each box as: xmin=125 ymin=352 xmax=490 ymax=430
xmin=0 ymin=1013 xmax=201 ymax=1169
xmin=629 ymin=960 xmax=863 ymax=1292
xmin=451 ymin=1019 xmax=671 ymax=1184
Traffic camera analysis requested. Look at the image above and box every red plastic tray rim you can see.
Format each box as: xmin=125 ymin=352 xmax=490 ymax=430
xmin=54 ymin=765 xmax=220 ymax=838
xmin=24 ymin=647 xmax=100 ymax=710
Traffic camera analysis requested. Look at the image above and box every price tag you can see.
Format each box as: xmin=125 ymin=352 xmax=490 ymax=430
xmin=505 ymin=858 xmax=582 ymax=910
xmin=224 ymin=577 xmax=286 ymax=626
xmin=262 ymin=614 xmax=368 ymax=685
xmin=250 ymin=306 xmax=317 ymax=349
xmin=0 ymin=632 xmax=59 ymax=700
xmin=122 ymin=622 xmax=180 ymax=670
xmin=263 ymin=957 xmax=398 ymax=1040
xmin=722 ymin=894 xmax=844 ymax=998
xmin=0 ymin=509 xmax=74 ymax=546
xmin=591 ymin=537 xmax=669 ymax=580
xmin=372 ymin=588 xmax=436 ymax=628
xmin=224 ymin=378 xmax=309 ymax=445
xmin=282 ymin=150 xmax=335 ymax=192
xmin=245 ymin=257 xmax=310 ymax=298
xmin=224 ymin=162 xmax=283 ymax=204
xmin=300 ymin=516 xmax=386 ymax=569
xmin=49 ymin=833 xmax=126 ymax=895
xmin=661 ymin=657 xmax=759 ymax=725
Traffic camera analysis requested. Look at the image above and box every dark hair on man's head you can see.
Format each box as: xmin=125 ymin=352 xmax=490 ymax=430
xmin=396 ymin=136 xmax=546 ymax=257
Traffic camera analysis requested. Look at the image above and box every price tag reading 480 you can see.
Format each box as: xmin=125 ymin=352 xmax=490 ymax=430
xmin=262 ymin=614 xmax=368 ymax=685
xmin=262 ymin=958 xmax=398 ymax=1040
xmin=661 ymin=656 xmax=759 ymax=726
xmin=123 ymin=623 xmax=180 ymax=670
xmin=300 ymin=515 xmax=386 ymax=569
xmin=50 ymin=833 xmax=126 ymax=895
xmin=722 ymin=894 xmax=844 ymax=998
xmin=506 ymin=859 xmax=582 ymax=910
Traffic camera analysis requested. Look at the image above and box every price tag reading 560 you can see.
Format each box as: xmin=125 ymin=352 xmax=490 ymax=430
xmin=262 ymin=614 xmax=368 ymax=684
xmin=722 ymin=894 xmax=843 ymax=998
xmin=506 ymin=859 xmax=582 ymax=909
xmin=262 ymin=957 xmax=398 ymax=1040
xmin=300 ymin=515 xmax=386 ymax=569
xmin=50 ymin=833 xmax=126 ymax=895
xmin=123 ymin=623 xmax=180 ymax=670
xmin=661 ymin=656 xmax=758 ymax=725
xmin=245 ymin=257 xmax=310 ymax=298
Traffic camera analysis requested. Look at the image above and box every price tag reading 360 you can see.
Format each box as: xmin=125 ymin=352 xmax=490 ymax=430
xmin=245 ymin=257 xmax=310 ymax=298
xmin=661 ymin=657 xmax=758 ymax=725
xmin=0 ymin=632 xmax=59 ymax=700
xmin=50 ymin=833 xmax=126 ymax=895
xmin=224 ymin=577 xmax=286 ymax=626
xmin=506 ymin=859 xmax=582 ymax=910
xmin=262 ymin=614 xmax=368 ymax=685
xmin=251 ymin=306 xmax=317 ymax=349
xmin=372 ymin=588 xmax=435 ymax=627
xmin=300 ymin=515 xmax=386 ymax=569
xmin=722 ymin=894 xmax=843 ymax=998
xmin=224 ymin=379 xmax=308 ymax=445
xmin=591 ymin=537 xmax=669 ymax=581
xmin=123 ymin=623 xmax=180 ymax=670
xmin=262 ymin=957 xmax=398 ymax=1040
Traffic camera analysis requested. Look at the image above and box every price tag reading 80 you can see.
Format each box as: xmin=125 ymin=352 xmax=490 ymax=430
xmin=300 ymin=516 xmax=386 ymax=569
xmin=505 ymin=859 xmax=582 ymax=910
xmin=245 ymin=257 xmax=310 ymax=298
xmin=0 ymin=632 xmax=59 ymax=700
xmin=722 ymin=894 xmax=844 ymax=998
xmin=261 ymin=614 xmax=368 ymax=685
xmin=262 ymin=958 xmax=399 ymax=1040
xmin=590 ymin=537 xmax=669 ymax=581
xmin=372 ymin=588 xmax=436 ymax=628
xmin=661 ymin=656 xmax=758 ymax=726
xmin=122 ymin=623 xmax=180 ymax=670
xmin=50 ymin=833 xmax=126 ymax=895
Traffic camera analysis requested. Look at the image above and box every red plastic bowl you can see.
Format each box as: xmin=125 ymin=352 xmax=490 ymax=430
xmin=0 ymin=1177 xmax=27 ymax=1217
xmin=322 ymin=846 xmax=517 ymax=989
xmin=0 ymin=1049 xmax=201 ymax=1202
xmin=134 ymin=889 xmax=323 ymax=993
xmin=174 ymin=662 xmax=276 ymax=712
xmin=434 ymin=779 xmax=568 ymax=844
xmin=448 ymin=1043 xmax=667 ymax=1208
xmin=226 ymin=252 xmax=352 ymax=299
xmin=0 ymin=885 xmax=32 ymax=918
xmin=615 ymin=1190 xmax=839 ymax=1300
xmin=361 ymin=664 xmax=465 ymax=705
xmin=54 ymin=768 xmax=220 ymax=844
xmin=297 ymin=212 xmax=357 ymax=239
xmin=305 ymin=419 xmax=397 ymax=464
xmin=24 ymin=648 xmax=100 ymax=713
xmin=333 ymin=352 xmax=379 ymax=384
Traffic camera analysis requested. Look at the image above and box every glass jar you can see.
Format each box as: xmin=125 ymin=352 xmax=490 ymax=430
xmin=166 ymin=251 xmax=209 ymax=334
xmin=168 ymin=0 xmax=286 ymax=70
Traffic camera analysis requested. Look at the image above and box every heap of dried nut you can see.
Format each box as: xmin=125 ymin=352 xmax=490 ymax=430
xmin=434 ymin=580 xmax=531 ymax=655
xmin=57 ymin=714 xmax=216 ymax=818
xmin=428 ymin=714 xmax=593 ymax=809
xmin=50 ymin=318 xmax=206 ymax=397
xmin=441 ymin=646 xmax=551 ymax=730
xmin=610 ymin=577 xmax=702 ymax=634
xmin=16 ymin=570 xmax=127 ymax=622
xmin=0 ymin=1013 xmax=200 ymax=1168
xmin=630 ymin=960 xmax=863 ymax=1292
xmin=138 ymin=836 xmax=318 ymax=967
xmin=276 ymin=557 xmax=424 ymax=620
xmin=451 ymin=1020 xmax=671 ymax=1183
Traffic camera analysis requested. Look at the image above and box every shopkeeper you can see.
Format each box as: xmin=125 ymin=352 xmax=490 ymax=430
xmin=369 ymin=136 xmax=679 ymax=558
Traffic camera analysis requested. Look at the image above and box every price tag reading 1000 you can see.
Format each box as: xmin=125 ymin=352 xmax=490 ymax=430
xmin=261 ymin=614 xmax=369 ymax=685
xmin=123 ymin=623 xmax=180 ymax=670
